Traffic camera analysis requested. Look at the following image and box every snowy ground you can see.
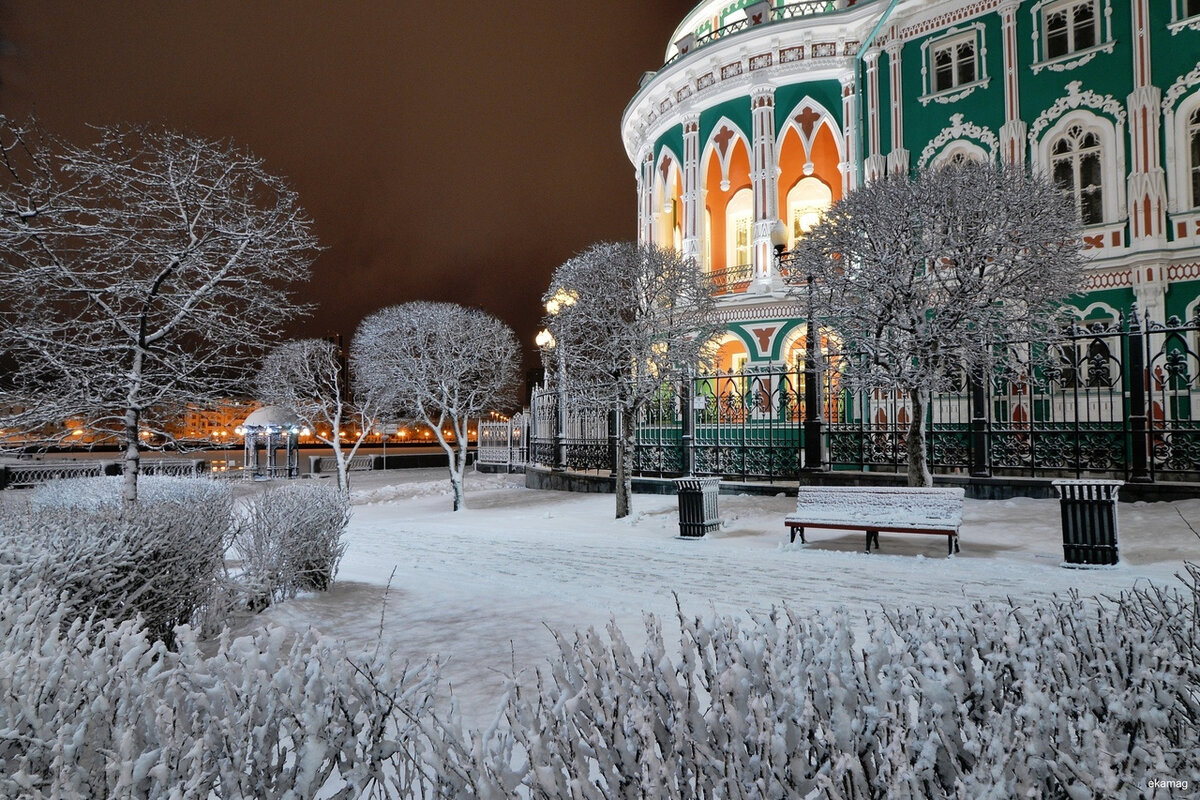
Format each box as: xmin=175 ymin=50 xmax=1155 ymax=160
xmin=254 ymin=468 xmax=1200 ymax=726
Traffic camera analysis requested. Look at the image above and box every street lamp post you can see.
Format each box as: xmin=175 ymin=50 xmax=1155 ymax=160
xmin=535 ymin=328 xmax=568 ymax=470
xmin=772 ymin=220 xmax=826 ymax=473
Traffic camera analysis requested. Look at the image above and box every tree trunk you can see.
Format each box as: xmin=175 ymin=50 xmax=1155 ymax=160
xmin=431 ymin=418 xmax=465 ymax=511
xmin=123 ymin=406 xmax=140 ymax=504
xmin=331 ymin=438 xmax=350 ymax=493
xmin=906 ymin=386 xmax=933 ymax=487
xmin=615 ymin=404 xmax=635 ymax=518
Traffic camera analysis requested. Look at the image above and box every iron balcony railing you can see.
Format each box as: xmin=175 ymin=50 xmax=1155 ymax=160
xmin=707 ymin=263 xmax=754 ymax=296
xmin=666 ymin=1 xmax=859 ymax=67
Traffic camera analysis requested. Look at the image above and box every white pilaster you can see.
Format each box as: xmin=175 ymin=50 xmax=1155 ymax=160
xmin=750 ymin=85 xmax=779 ymax=288
xmin=681 ymin=115 xmax=702 ymax=261
xmin=1127 ymin=0 xmax=1167 ymax=247
xmin=997 ymin=0 xmax=1026 ymax=164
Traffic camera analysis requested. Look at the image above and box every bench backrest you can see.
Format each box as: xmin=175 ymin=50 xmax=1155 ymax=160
xmin=794 ymin=486 xmax=964 ymax=529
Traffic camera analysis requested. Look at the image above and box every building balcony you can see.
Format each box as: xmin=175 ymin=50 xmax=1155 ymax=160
xmin=665 ymin=0 xmax=862 ymax=67
xmin=707 ymin=263 xmax=754 ymax=296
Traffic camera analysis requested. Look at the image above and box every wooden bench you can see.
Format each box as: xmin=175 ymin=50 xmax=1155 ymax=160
xmin=785 ymin=486 xmax=965 ymax=556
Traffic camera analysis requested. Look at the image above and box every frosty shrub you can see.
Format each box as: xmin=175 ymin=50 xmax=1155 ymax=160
xmin=0 ymin=476 xmax=232 ymax=644
xmin=459 ymin=568 xmax=1200 ymax=799
xmin=0 ymin=575 xmax=439 ymax=799
xmin=233 ymin=481 xmax=350 ymax=610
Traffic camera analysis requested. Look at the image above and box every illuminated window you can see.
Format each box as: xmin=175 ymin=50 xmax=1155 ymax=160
xmin=1051 ymin=124 xmax=1104 ymax=225
xmin=726 ymin=188 xmax=753 ymax=269
xmin=786 ymin=177 xmax=833 ymax=248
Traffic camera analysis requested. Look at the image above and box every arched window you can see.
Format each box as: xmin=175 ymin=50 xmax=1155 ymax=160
xmin=1051 ymin=124 xmax=1104 ymax=225
xmin=726 ymin=189 xmax=753 ymax=270
xmin=1190 ymin=106 xmax=1200 ymax=208
xmin=787 ymin=178 xmax=833 ymax=247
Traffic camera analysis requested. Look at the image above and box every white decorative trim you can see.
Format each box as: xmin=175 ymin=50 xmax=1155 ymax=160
xmin=1030 ymin=41 xmax=1115 ymax=74
xmin=918 ymin=113 xmax=999 ymax=168
xmin=1163 ymin=62 xmax=1200 ymax=113
xmin=920 ymin=79 xmax=991 ymax=106
xmin=1033 ymin=109 xmax=1126 ymax=223
xmin=1029 ymin=80 xmax=1126 ymax=145
xmin=1169 ymin=16 xmax=1200 ymax=35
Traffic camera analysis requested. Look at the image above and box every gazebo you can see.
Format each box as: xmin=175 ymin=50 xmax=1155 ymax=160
xmin=237 ymin=405 xmax=301 ymax=479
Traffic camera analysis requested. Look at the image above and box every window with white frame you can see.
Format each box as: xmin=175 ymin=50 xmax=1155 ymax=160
xmin=1173 ymin=0 xmax=1200 ymax=25
xmin=1191 ymin=106 xmax=1200 ymax=208
xmin=1032 ymin=0 xmax=1113 ymax=68
xmin=919 ymin=25 xmax=988 ymax=104
xmin=1043 ymin=0 xmax=1097 ymax=59
xmin=1050 ymin=124 xmax=1104 ymax=225
xmin=932 ymin=34 xmax=976 ymax=93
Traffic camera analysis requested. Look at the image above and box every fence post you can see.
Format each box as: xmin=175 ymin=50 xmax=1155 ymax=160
xmin=680 ymin=372 xmax=695 ymax=475
xmin=969 ymin=367 xmax=990 ymax=477
xmin=1127 ymin=307 xmax=1151 ymax=482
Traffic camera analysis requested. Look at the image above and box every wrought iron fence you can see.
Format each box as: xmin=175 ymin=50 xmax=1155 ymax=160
xmin=527 ymin=309 xmax=1200 ymax=484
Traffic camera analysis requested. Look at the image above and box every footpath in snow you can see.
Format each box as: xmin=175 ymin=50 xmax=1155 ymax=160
xmin=257 ymin=468 xmax=1200 ymax=724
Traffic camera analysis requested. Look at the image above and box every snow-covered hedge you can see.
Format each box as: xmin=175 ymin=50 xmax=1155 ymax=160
xmin=2 ymin=557 xmax=1196 ymax=798
xmin=469 ymin=571 xmax=1200 ymax=799
xmin=233 ymin=481 xmax=350 ymax=610
xmin=0 ymin=576 xmax=438 ymax=799
xmin=1 ymin=477 xmax=232 ymax=644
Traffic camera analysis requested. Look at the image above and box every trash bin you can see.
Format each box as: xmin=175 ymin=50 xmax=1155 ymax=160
xmin=674 ymin=477 xmax=721 ymax=538
xmin=1051 ymin=479 xmax=1122 ymax=567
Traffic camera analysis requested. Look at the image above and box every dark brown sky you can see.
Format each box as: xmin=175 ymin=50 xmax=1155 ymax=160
xmin=0 ymin=1 xmax=695 ymax=363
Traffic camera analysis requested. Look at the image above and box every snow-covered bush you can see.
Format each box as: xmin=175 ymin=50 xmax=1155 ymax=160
xmin=0 ymin=573 xmax=440 ymax=799
xmin=0 ymin=477 xmax=231 ymax=644
xmin=464 ymin=568 xmax=1200 ymax=799
xmin=233 ymin=481 xmax=350 ymax=610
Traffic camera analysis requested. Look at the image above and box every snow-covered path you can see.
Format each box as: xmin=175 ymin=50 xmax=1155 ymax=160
xmin=258 ymin=469 xmax=1200 ymax=724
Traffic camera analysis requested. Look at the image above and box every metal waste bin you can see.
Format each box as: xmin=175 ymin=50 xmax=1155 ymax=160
xmin=1051 ymin=479 xmax=1122 ymax=567
xmin=674 ymin=477 xmax=721 ymax=538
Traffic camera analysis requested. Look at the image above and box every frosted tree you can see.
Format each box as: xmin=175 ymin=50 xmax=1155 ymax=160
xmin=542 ymin=242 xmax=719 ymax=518
xmin=0 ymin=118 xmax=317 ymax=502
xmin=786 ymin=162 xmax=1086 ymax=486
xmin=256 ymin=338 xmax=383 ymax=492
xmin=353 ymin=302 xmax=519 ymax=511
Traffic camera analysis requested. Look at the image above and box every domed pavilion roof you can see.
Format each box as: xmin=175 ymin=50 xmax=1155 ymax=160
xmin=242 ymin=405 xmax=300 ymax=430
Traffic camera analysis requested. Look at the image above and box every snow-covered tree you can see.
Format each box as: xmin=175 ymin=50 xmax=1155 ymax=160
xmin=353 ymin=302 xmax=519 ymax=511
xmin=786 ymin=162 xmax=1086 ymax=486
xmin=0 ymin=118 xmax=317 ymax=502
xmin=256 ymin=338 xmax=382 ymax=492
xmin=542 ymin=242 xmax=719 ymax=518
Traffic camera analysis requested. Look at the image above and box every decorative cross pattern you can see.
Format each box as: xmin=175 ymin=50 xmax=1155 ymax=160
xmin=714 ymin=126 xmax=736 ymax=158
xmin=794 ymin=107 xmax=822 ymax=138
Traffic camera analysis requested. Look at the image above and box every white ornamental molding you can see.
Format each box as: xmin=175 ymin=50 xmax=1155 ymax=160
xmin=1028 ymin=80 xmax=1126 ymax=145
xmin=918 ymin=113 xmax=998 ymax=168
xmin=1163 ymin=61 xmax=1200 ymax=112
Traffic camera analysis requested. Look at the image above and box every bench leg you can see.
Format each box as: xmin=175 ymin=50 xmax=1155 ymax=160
xmin=788 ymin=526 xmax=806 ymax=544
xmin=950 ymin=535 xmax=960 ymax=556
xmin=866 ymin=530 xmax=879 ymax=553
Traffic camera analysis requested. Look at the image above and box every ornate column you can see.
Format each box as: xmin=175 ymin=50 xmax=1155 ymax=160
xmin=681 ymin=114 xmax=702 ymax=261
xmin=997 ymin=0 xmax=1026 ymax=164
xmin=1126 ymin=0 xmax=1167 ymax=248
xmin=840 ymin=75 xmax=859 ymax=194
xmin=863 ymin=48 xmax=886 ymax=182
xmin=750 ymin=85 xmax=779 ymax=287
xmin=885 ymin=42 xmax=909 ymax=174
xmin=636 ymin=147 xmax=654 ymax=245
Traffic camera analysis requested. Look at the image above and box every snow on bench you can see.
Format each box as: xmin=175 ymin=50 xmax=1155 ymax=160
xmin=785 ymin=485 xmax=965 ymax=556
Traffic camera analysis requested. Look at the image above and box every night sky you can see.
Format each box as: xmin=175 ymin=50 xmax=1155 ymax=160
xmin=0 ymin=1 xmax=696 ymax=365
